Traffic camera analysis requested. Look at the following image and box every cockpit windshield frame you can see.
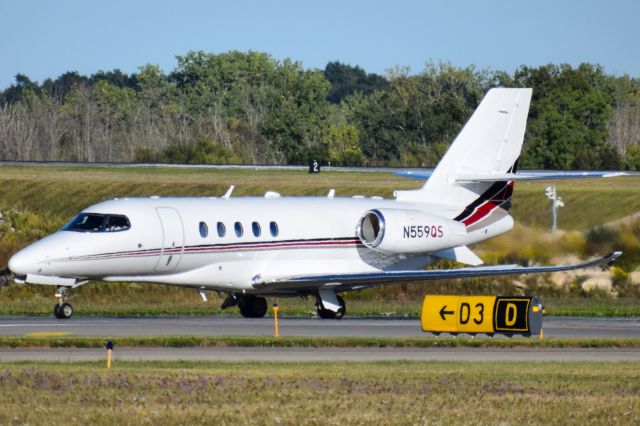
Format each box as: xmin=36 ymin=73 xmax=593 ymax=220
xmin=62 ymin=213 xmax=131 ymax=233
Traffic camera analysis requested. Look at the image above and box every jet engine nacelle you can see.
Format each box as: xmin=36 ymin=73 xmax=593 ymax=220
xmin=356 ymin=208 xmax=467 ymax=254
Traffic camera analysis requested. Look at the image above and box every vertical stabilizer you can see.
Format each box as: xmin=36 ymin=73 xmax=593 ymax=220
xmin=395 ymin=88 xmax=532 ymax=230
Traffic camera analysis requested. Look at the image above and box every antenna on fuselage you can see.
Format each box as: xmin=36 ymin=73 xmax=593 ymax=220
xmin=223 ymin=185 xmax=235 ymax=199
xmin=327 ymin=189 xmax=335 ymax=199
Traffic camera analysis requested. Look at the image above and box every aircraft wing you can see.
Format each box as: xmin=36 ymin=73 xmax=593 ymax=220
xmin=252 ymin=252 xmax=621 ymax=292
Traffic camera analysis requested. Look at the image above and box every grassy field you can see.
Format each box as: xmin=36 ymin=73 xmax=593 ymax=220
xmin=1 ymin=335 xmax=639 ymax=349
xmin=0 ymin=361 xmax=638 ymax=425
xmin=1 ymin=164 xmax=640 ymax=229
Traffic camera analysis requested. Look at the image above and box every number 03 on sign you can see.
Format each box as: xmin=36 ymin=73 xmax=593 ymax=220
xmin=420 ymin=295 xmax=543 ymax=337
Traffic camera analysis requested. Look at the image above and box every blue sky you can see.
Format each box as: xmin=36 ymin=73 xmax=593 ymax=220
xmin=1 ymin=0 xmax=639 ymax=89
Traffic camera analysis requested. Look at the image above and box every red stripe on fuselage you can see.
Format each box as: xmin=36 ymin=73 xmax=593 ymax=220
xmin=58 ymin=238 xmax=361 ymax=262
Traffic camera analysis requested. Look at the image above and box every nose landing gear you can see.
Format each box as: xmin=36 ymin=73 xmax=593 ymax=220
xmin=54 ymin=287 xmax=73 ymax=319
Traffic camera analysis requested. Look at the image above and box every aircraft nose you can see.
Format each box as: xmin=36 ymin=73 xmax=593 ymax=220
xmin=8 ymin=249 xmax=35 ymax=276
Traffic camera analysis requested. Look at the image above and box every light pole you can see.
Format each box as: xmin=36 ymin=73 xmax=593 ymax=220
xmin=545 ymin=185 xmax=564 ymax=233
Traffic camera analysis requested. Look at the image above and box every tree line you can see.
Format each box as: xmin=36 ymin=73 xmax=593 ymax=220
xmin=1 ymin=51 xmax=639 ymax=169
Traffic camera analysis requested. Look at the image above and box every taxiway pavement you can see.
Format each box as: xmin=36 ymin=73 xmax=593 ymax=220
xmin=0 ymin=316 xmax=639 ymax=338
xmin=0 ymin=347 xmax=639 ymax=362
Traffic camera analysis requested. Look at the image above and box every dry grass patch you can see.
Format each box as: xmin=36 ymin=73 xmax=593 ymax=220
xmin=0 ymin=361 xmax=638 ymax=425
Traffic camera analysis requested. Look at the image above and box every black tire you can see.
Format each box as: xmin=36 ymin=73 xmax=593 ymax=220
xmin=317 ymin=307 xmax=336 ymax=319
xmin=334 ymin=295 xmax=346 ymax=319
xmin=316 ymin=295 xmax=346 ymax=320
xmin=53 ymin=303 xmax=62 ymax=319
xmin=57 ymin=302 xmax=73 ymax=319
xmin=238 ymin=296 xmax=267 ymax=318
xmin=251 ymin=297 xmax=267 ymax=318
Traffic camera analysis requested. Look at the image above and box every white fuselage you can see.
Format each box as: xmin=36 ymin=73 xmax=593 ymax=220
xmin=8 ymin=195 xmax=513 ymax=295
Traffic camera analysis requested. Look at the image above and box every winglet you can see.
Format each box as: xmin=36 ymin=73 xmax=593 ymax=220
xmin=607 ymin=251 xmax=623 ymax=264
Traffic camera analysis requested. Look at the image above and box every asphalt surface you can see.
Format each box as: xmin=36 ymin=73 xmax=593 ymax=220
xmin=1 ymin=316 xmax=639 ymax=362
xmin=1 ymin=347 xmax=639 ymax=362
xmin=0 ymin=316 xmax=639 ymax=338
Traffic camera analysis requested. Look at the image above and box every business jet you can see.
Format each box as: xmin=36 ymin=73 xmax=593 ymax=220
xmin=7 ymin=88 xmax=621 ymax=319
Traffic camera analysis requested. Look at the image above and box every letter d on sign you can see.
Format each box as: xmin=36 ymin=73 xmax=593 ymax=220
xmin=494 ymin=297 xmax=530 ymax=332
xmin=505 ymin=303 xmax=517 ymax=326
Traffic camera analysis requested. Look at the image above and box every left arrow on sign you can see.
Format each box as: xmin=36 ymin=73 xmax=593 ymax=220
xmin=439 ymin=305 xmax=454 ymax=321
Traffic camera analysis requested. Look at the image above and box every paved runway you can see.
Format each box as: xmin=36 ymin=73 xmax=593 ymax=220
xmin=1 ymin=347 xmax=639 ymax=362
xmin=0 ymin=316 xmax=639 ymax=338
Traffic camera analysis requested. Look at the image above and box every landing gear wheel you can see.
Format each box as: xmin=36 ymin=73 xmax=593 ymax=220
xmin=53 ymin=286 xmax=73 ymax=319
xmin=238 ymin=296 xmax=268 ymax=318
xmin=316 ymin=295 xmax=346 ymax=320
xmin=54 ymin=302 xmax=73 ymax=319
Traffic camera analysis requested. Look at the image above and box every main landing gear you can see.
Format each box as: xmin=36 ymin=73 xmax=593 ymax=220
xmin=316 ymin=294 xmax=346 ymax=320
xmin=239 ymin=295 xmax=268 ymax=318
xmin=221 ymin=294 xmax=268 ymax=318
xmin=53 ymin=286 xmax=73 ymax=319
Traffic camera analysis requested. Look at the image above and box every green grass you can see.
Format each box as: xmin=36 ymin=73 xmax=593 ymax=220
xmin=0 ymin=165 xmax=415 ymax=219
xmin=0 ymin=335 xmax=639 ymax=349
xmin=0 ymin=361 xmax=639 ymax=424
xmin=1 ymin=165 xmax=639 ymax=229
xmin=510 ymin=177 xmax=640 ymax=230
xmin=542 ymin=297 xmax=640 ymax=317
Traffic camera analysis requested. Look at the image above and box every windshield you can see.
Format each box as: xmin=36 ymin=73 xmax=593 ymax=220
xmin=62 ymin=213 xmax=131 ymax=233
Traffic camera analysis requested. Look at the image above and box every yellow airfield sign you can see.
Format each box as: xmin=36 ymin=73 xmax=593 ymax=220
xmin=421 ymin=295 xmax=543 ymax=335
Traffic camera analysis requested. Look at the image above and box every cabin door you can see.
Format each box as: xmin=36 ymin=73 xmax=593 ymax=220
xmin=155 ymin=207 xmax=184 ymax=272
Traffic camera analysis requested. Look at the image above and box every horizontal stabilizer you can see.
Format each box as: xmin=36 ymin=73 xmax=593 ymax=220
xmin=395 ymin=170 xmax=627 ymax=182
xmin=253 ymin=252 xmax=621 ymax=292
xmin=394 ymin=170 xmax=433 ymax=180
xmin=455 ymin=171 xmax=627 ymax=183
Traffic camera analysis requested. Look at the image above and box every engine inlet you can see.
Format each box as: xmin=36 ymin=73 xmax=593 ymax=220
xmin=357 ymin=210 xmax=385 ymax=248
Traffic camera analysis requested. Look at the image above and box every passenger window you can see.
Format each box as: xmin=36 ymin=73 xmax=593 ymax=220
xmin=234 ymin=222 xmax=243 ymax=237
xmin=199 ymin=222 xmax=208 ymax=238
xmin=217 ymin=222 xmax=226 ymax=237
xmin=252 ymin=222 xmax=261 ymax=237
xmin=270 ymin=221 xmax=279 ymax=237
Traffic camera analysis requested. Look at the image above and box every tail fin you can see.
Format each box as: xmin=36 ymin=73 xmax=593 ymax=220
xmin=395 ymin=88 xmax=532 ymax=228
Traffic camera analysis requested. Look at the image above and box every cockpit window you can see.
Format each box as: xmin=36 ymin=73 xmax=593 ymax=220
xmin=62 ymin=213 xmax=131 ymax=233
xmin=105 ymin=215 xmax=131 ymax=232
